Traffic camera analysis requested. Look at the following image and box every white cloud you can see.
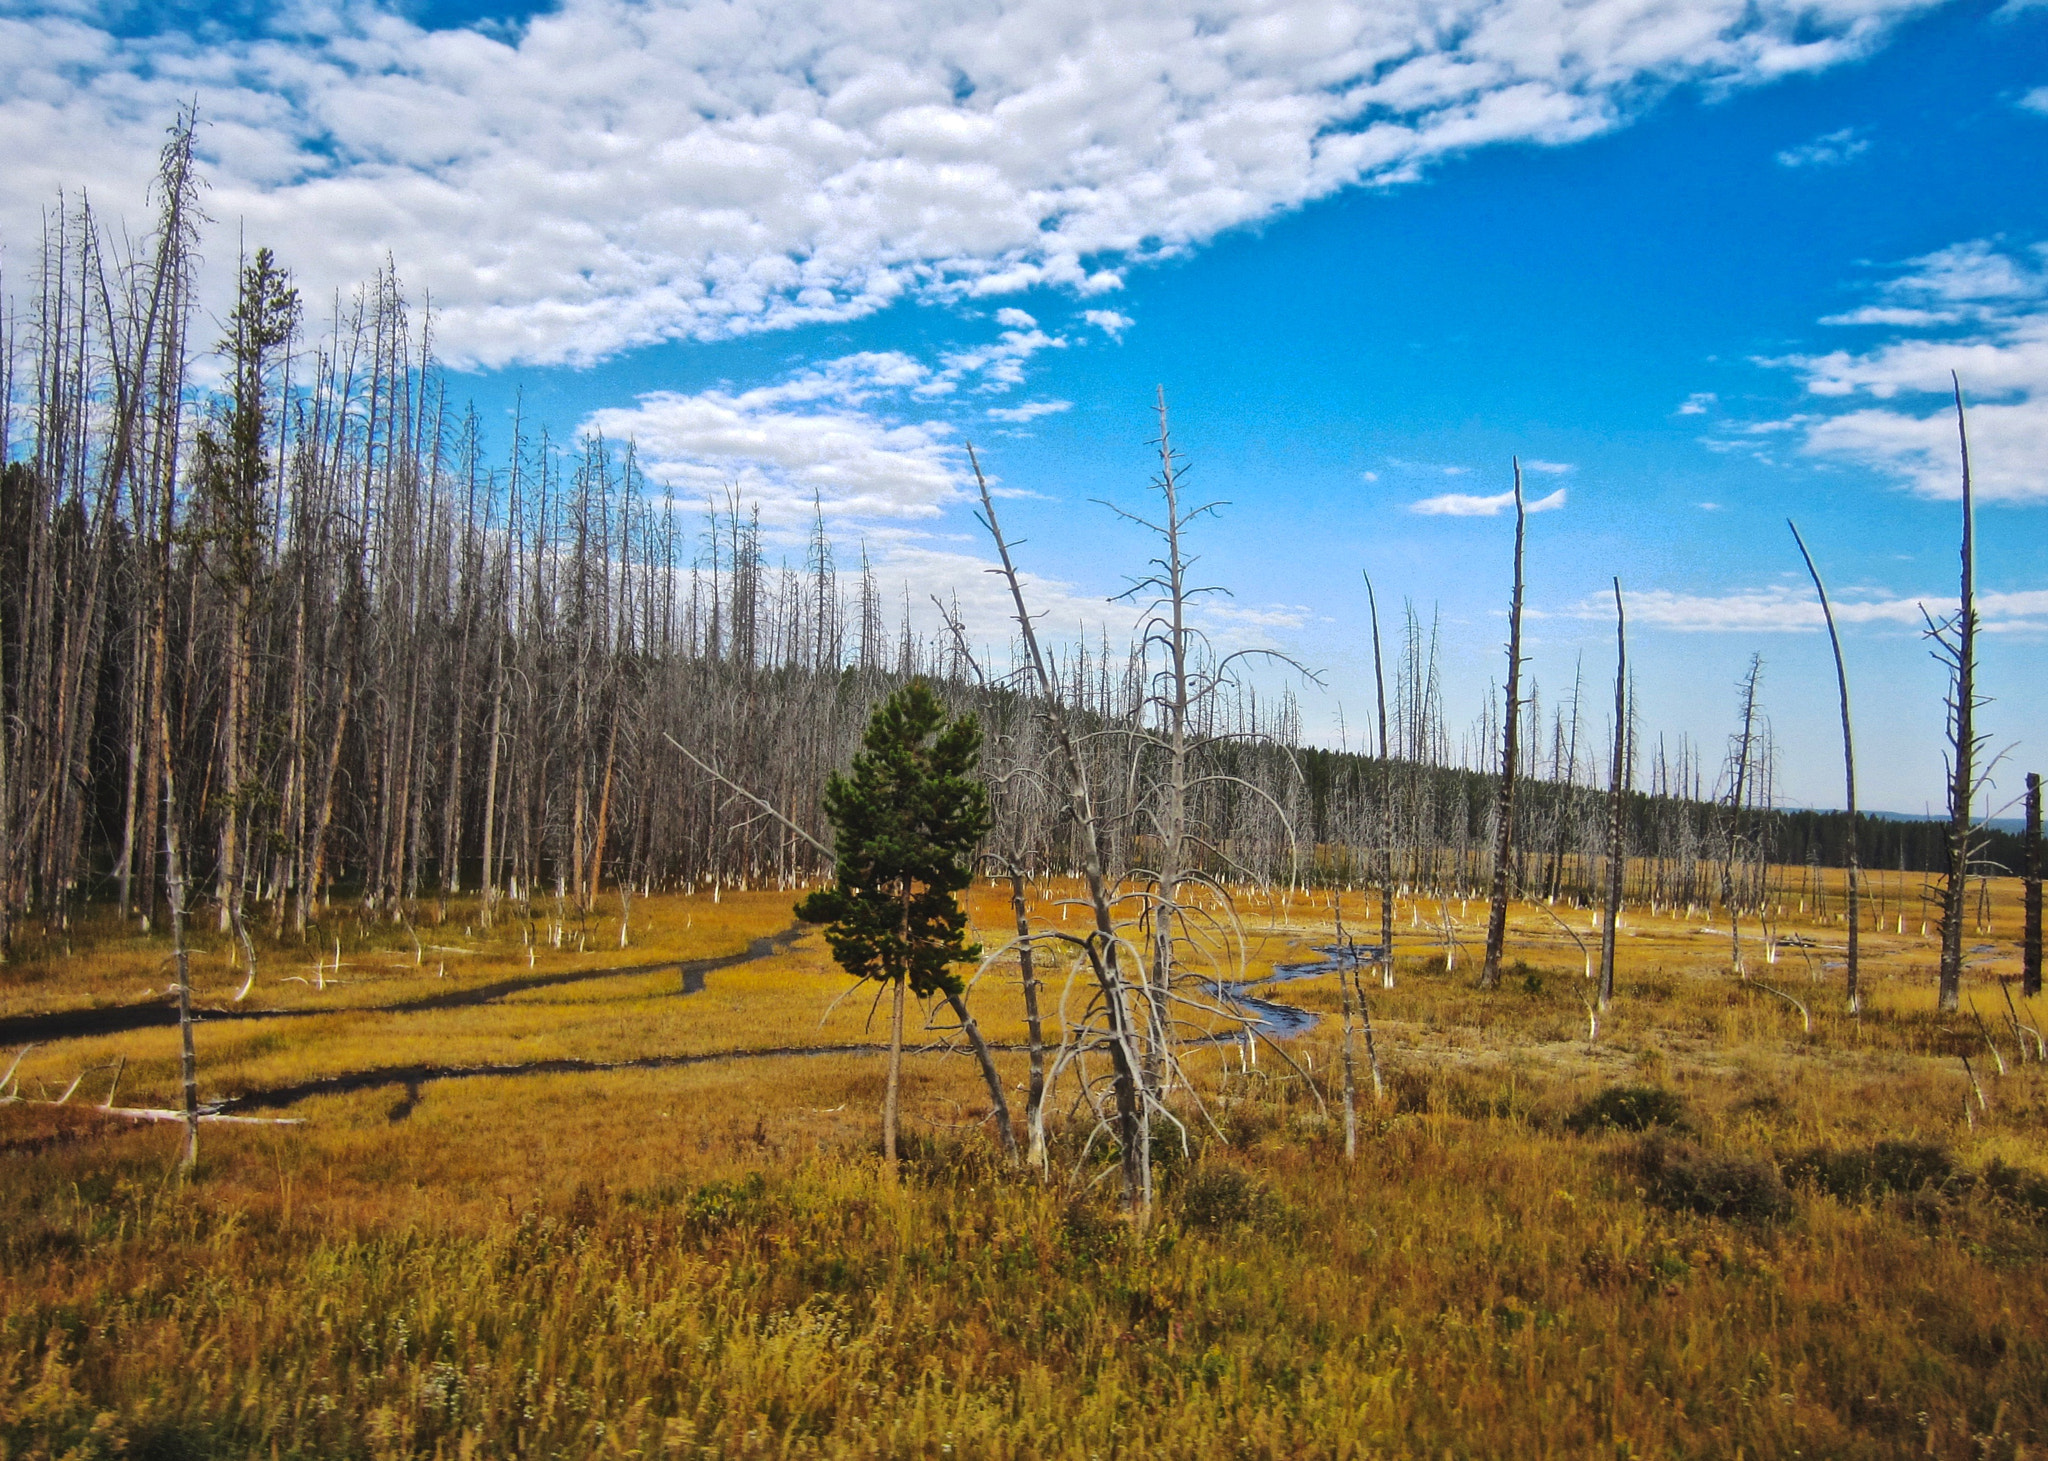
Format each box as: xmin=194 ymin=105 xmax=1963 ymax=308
xmin=993 ymin=307 xmax=1038 ymax=329
xmin=2023 ymin=86 xmax=2048 ymax=115
xmin=1776 ymin=125 xmax=1869 ymax=167
xmin=1598 ymin=583 xmax=2048 ymax=633
xmin=0 ymin=0 xmax=1942 ymax=368
xmin=985 ymin=398 xmax=1072 ymax=422
xmin=1817 ymin=305 xmax=1961 ymax=327
xmin=1083 ymin=309 xmax=1134 ymax=339
xmin=873 ymin=542 xmax=1130 ymax=653
xmin=939 ymin=324 xmax=1068 ymax=389
xmin=588 ymin=384 xmax=965 ymax=526
xmin=1410 ymin=486 xmax=1566 ymax=515
xmin=1762 ymin=239 xmax=2048 ymax=501
xmin=1677 ymin=391 xmax=1717 ymax=415
xmin=1521 ymin=459 xmax=1572 ymax=474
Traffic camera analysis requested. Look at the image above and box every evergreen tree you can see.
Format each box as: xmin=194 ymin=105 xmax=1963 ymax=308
xmin=797 ymin=680 xmax=990 ymax=1166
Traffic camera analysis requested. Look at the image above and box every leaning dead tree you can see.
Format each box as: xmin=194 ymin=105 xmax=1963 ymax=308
xmin=971 ymin=448 xmax=1154 ymax=1212
xmin=1789 ymin=519 xmax=1861 ymax=1013
xmin=1480 ymin=462 xmax=1528 ymax=990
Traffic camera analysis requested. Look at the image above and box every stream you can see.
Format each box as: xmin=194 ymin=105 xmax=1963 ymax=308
xmin=1206 ymin=941 xmax=1388 ymax=1040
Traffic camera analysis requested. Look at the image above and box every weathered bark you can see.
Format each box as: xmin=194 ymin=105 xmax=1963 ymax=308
xmin=1365 ymin=576 xmax=1396 ymax=988
xmin=883 ymin=960 xmax=905 ymax=1169
xmin=943 ymin=988 xmax=1019 ymax=1163
xmin=1597 ymin=580 xmax=1626 ymax=1011
xmin=161 ymin=712 xmax=198 ymax=1173
xmin=1936 ymin=378 xmax=1977 ymax=1014
xmin=1480 ymin=463 xmax=1527 ymax=990
xmin=1007 ymin=867 xmax=1049 ymax=1172
xmin=1789 ymin=521 xmax=1861 ymax=1012
xmin=2024 ymin=772 xmax=2041 ymax=1000
xmin=971 ymin=450 xmax=1149 ymax=1216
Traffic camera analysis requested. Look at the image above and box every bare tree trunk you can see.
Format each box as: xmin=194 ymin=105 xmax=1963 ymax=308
xmin=1336 ymin=901 xmax=1358 ymax=1161
xmin=1007 ymin=867 xmax=1049 ymax=1172
xmin=943 ymin=988 xmax=1019 ymax=1163
xmin=161 ymin=714 xmax=198 ymax=1173
xmin=970 ymin=449 xmax=1149 ymax=1216
xmin=479 ymin=640 xmax=505 ymax=930
xmin=883 ymin=967 xmax=905 ymax=1169
xmin=1367 ymin=577 xmax=1396 ymax=988
xmin=1598 ymin=580 xmax=1626 ymax=1011
xmin=2024 ymin=772 xmax=2041 ymax=1000
xmin=1480 ymin=463 xmax=1527 ymax=990
xmin=1789 ymin=520 xmax=1861 ymax=1012
xmin=1723 ymin=656 xmax=1762 ymax=977
xmin=1936 ymin=378 xmax=1977 ymax=1014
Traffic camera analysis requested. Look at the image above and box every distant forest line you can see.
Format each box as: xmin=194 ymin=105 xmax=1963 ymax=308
xmin=0 ymin=119 xmax=2022 ymax=957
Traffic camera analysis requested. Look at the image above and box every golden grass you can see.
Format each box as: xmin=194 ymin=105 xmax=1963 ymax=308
xmin=3 ymin=873 xmax=2045 ymax=1458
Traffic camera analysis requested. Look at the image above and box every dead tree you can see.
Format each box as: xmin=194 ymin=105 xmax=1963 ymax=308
xmin=1480 ymin=462 xmax=1527 ymax=990
xmin=1789 ymin=519 xmax=1862 ymax=1012
xmin=1721 ymin=654 xmax=1764 ymax=976
xmin=1597 ymin=580 xmax=1626 ymax=1011
xmin=1365 ymin=576 xmax=1396 ymax=987
xmin=2025 ymin=772 xmax=2041 ymax=1000
xmin=971 ymin=447 xmax=1152 ymax=1215
xmin=1927 ymin=377 xmax=1983 ymax=1014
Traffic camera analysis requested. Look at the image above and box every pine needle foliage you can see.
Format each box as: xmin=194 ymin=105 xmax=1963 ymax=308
xmin=796 ymin=680 xmax=990 ymax=1000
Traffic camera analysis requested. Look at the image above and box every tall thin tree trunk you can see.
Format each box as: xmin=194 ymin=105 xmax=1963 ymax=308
xmin=161 ymin=712 xmax=198 ymax=1173
xmin=1790 ymin=520 xmax=1861 ymax=1012
xmin=1937 ymin=377 xmax=1977 ymax=1014
xmin=1598 ymin=580 xmax=1627 ymax=1011
xmin=1366 ymin=576 xmax=1396 ymax=988
xmin=943 ymin=988 xmax=1019 ymax=1163
xmin=1481 ymin=463 xmax=1527 ymax=990
xmin=2023 ymin=772 xmax=2041 ymax=1000
xmin=1008 ymin=867 xmax=1048 ymax=1173
xmin=884 ymin=967 xmax=905 ymax=1169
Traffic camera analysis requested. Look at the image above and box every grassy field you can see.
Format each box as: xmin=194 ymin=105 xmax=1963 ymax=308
xmin=3 ymin=875 xmax=2045 ymax=1459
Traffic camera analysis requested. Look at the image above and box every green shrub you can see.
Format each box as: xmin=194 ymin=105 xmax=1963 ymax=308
xmin=683 ymin=1172 xmax=768 ymax=1233
xmin=1635 ymin=1137 xmax=1792 ymax=1221
xmin=1568 ymin=1084 xmax=1689 ymax=1134
xmin=1982 ymin=1159 xmax=2048 ymax=1220
xmin=1177 ymin=1163 xmax=1274 ymax=1232
xmin=1784 ymin=1140 xmax=1958 ymax=1202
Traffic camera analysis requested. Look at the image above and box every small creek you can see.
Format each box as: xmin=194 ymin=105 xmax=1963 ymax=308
xmin=1205 ymin=941 xmax=1388 ymax=1040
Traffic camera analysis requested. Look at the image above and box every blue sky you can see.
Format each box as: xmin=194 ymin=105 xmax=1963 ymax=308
xmin=4 ymin=0 xmax=2044 ymax=813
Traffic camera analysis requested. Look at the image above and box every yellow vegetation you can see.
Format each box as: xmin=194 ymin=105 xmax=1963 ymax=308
xmin=2 ymin=873 xmax=2045 ymax=1459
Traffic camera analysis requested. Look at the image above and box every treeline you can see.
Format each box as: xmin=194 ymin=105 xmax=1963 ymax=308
xmin=0 ymin=117 xmax=1995 ymax=961
xmin=1292 ymin=748 xmax=2023 ymax=893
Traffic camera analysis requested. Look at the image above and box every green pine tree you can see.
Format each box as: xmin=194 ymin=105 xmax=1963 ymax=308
xmin=797 ymin=680 xmax=991 ymax=1167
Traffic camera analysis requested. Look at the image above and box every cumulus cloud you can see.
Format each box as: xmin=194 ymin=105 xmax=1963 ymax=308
xmin=1591 ymin=583 xmax=2048 ymax=633
xmin=587 ymin=386 xmax=965 ymax=525
xmin=1776 ymin=125 xmax=1869 ymax=167
xmin=1761 ymin=239 xmax=2048 ymax=501
xmin=0 ymin=0 xmax=1941 ymax=368
xmin=2024 ymin=86 xmax=2048 ymax=114
xmin=1083 ymin=309 xmax=1134 ymax=339
xmin=1677 ymin=391 xmax=1717 ymax=415
xmin=578 ymin=319 xmax=1075 ymax=523
xmin=1411 ymin=486 xmax=1566 ymax=516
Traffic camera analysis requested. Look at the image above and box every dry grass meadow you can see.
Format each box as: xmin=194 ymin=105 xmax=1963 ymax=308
xmin=4 ymin=873 xmax=2046 ymax=1459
